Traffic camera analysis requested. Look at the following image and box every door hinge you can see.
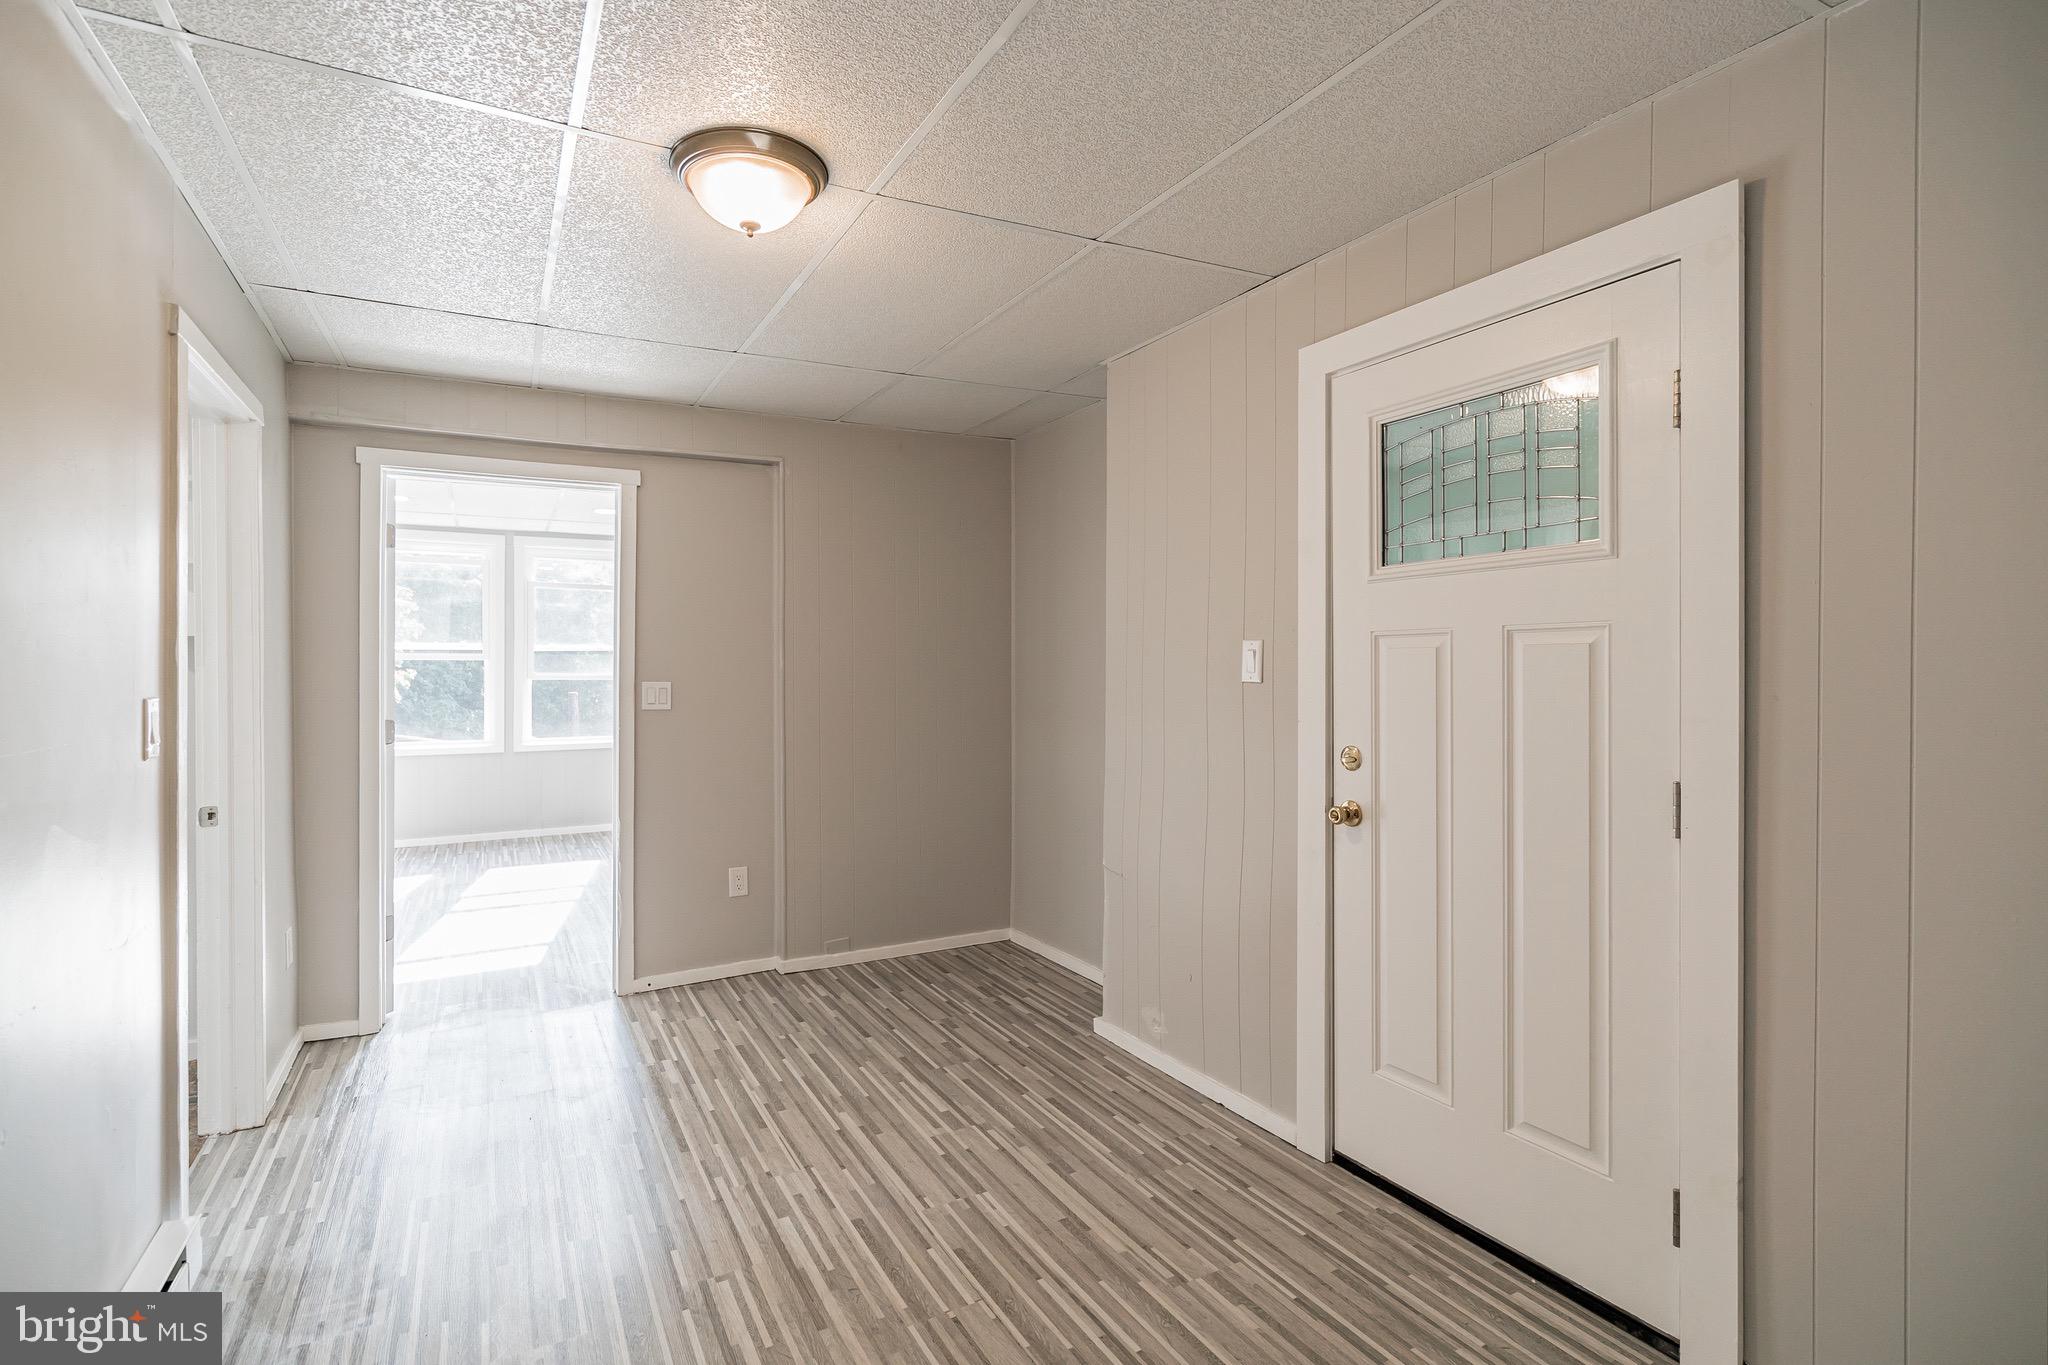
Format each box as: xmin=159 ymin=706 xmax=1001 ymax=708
xmin=1671 ymin=781 xmax=1682 ymax=838
xmin=385 ymin=913 xmax=395 ymax=942
xmin=1672 ymin=1189 xmax=1682 ymax=1247
xmin=1671 ymin=369 xmax=1682 ymax=429
xmin=386 ymin=522 xmax=397 ymax=549
xmin=384 ymin=718 xmax=396 ymax=746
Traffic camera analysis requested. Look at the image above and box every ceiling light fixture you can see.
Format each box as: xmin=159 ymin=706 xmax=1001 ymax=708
xmin=669 ymin=127 xmax=827 ymax=238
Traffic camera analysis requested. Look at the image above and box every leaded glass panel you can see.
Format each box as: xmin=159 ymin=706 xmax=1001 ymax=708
xmin=1381 ymin=366 xmax=1600 ymax=565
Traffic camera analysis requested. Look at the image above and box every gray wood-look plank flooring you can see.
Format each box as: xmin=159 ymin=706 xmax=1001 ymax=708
xmin=193 ymin=834 xmax=1661 ymax=1364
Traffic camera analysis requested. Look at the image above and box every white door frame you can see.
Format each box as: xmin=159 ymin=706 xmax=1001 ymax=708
xmin=1295 ymin=181 xmax=1744 ymax=1360
xmin=171 ymin=308 xmax=271 ymax=1145
xmin=354 ymin=447 xmax=642 ymax=1029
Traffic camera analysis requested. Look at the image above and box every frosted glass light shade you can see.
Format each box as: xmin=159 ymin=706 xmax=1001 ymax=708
xmin=670 ymin=129 xmax=827 ymax=238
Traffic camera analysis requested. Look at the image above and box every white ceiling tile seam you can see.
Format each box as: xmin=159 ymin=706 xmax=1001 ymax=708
xmin=77 ymin=9 xmax=660 ymax=153
xmin=59 ymin=8 xmax=294 ymax=361
xmin=139 ymin=14 xmax=346 ymax=365
xmin=730 ymin=191 xmax=877 ymax=357
xmin=862 ymin=0 xmax=1040 ymax=196
xmin=1095 ymin=0 xmax=1459 ymax=245
xmin=900 ymin=242 xmax=1104 ymax=376
xmin=533 ymin=0 xmax=608 ymax=385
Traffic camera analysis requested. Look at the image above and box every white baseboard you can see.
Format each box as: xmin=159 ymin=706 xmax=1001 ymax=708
xmin=123 ymin=1219 xmax=192 ymax=1292
xmin=1091 ymin=1016 xmax=1296 ymax=1145
xmin=299 ymin=1019 xmax=368 ymax=1043
xmin=1008 ymin=929 xmax=1104 ymax=984
xmin=631 ymin=957 xmax=779 ymax=991
xmin=777 ymin=927 xmax=1009 ymax=974
xmin=394 ymin=823 xmax=611 ymax=848
xmin=262 ymin=1028 xmax=304 ymax=1119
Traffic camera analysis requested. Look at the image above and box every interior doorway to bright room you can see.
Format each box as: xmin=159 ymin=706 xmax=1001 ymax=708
xmin=360 ymin=455 xmax=637 ymax=1030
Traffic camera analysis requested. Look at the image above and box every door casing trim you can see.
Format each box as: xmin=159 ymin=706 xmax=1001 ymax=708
xmin=1294 ymin=180 xmax=1743 ymax=1362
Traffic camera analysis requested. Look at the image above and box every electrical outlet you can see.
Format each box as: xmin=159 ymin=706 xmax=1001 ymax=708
xmin=727 ymin=866 xmax=748 ymax=897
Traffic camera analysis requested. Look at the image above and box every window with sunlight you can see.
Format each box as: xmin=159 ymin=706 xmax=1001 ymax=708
xmin=394 ymin=533 xmax=501 ymax=751
xmin=519 ymin=541 xmax=615 ymax=747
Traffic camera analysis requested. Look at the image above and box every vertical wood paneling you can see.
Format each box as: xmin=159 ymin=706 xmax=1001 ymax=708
xmin=1102 ymin=367 xmax=1129 ymax=1019
xmin=1090 ymin=17 xmax=2044 ymax=1361
xmin=1814 ymin=3 xmax=1916 ymax=1360
xmin=1909 ymin=0 xmax=2048 ymax=1358
xmin=1160 ymin=325 xmax=1212 ymax=1064
xmin=1201 ymin=301 xmax=1248 ymax=1086
xmin=1489 ymin=156 xmax=1546 ymax=271
xmin=1313 ymin=251 xmax=1348 ymax=340
xmin=1651 ymin=69 xmax=1734 ymax=209
xmin=1453 ymin=184 xmax=1493 ymax=286
xmin=1140 ymin=343 xmax=1171 ymax=1038
xmin=1728 ymin=25 xmax=1826 ymax=1365
xmin=1345 ymin=223 xmax=1407 ymax=327
xmin=1543 ymin=105 xmax=1654 ymax=250
xmin=1405 ymin=198 xmax=1457 ymax=303
xmin=1238 ymin=286 xmax=1278 ymax=1109
xmin=1268 ymin=269 xmax=1314 ymax=1118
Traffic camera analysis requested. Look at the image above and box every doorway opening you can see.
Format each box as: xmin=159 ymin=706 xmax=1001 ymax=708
xmin=360 ymin=458 xmax=636 ymax=1028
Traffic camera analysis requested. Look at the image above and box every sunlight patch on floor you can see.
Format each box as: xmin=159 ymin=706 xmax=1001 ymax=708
xmin=395 ymin=858 xmax=602 ymax=983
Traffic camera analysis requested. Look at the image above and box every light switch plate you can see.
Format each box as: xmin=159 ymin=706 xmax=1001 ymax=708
xmin=727 ymin=866 xmax=748 ymax=897
xmin=641 ymin=681 xmax=672 ymax=710
xmin=1240 ymin=641 xmax=1263 ymax=684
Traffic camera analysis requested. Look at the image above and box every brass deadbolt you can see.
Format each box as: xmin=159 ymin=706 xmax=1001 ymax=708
xmin=1326 ymin=800 xmax=1363 ymax=827
xmin=1339 ymin=745 xmax=1361 ymax=770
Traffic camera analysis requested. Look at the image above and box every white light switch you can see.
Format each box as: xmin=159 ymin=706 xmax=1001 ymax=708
xmin=641 ymin=681 xmax=672 ymax=710
xmin=1240 ymin=641 xmax=1263 ymax=684
xmin=727 ymin=866 xmax=748 ymax=897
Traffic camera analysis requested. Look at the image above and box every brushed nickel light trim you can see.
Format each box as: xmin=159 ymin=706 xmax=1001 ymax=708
xmin=668 ymin=127 xmax=828 ymax=237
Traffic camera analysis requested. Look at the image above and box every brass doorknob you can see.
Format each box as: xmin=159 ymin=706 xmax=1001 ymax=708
xmin=1326 ymin=800 xmax=1363 ymax=827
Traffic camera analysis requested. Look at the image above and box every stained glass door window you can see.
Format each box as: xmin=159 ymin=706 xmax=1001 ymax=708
xmin=1381 ymin=364 xmax=1601 ymax=565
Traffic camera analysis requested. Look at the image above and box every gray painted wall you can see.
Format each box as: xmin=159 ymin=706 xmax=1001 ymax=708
xmin=0 ymin=0 xmax=297 ymax=1290
xmin=1010 ymin=404 xmax=1107 ymax=969
xmin=1098 ymin=2 xmax=2046 ymax=1360
xmin=287 ymin=368 xmax=1013 ymax=1021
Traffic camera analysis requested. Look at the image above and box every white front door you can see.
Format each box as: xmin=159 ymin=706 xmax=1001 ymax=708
xmin=1330 ymin=264 xmax=1681 ymax=1331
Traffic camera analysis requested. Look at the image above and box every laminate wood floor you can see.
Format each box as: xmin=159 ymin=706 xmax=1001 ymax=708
xmin=193 ymin=835 xmax=1663 ymax=1365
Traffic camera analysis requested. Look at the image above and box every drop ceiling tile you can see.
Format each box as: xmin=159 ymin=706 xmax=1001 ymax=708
xmin=253 ymin=286 xmax=341 ymax=364
xmin=968 ymin=391 xmax=1098 ymax=439
xmin=583 ymin=0 xmax=1018 ymax=188
xmin=1115 ymin=0 xmax=1807 ymax=274
xmin=314 ymin=294 xmax=537 ymax=385
xmin=698 ymin=355 xmax=894 ymax=422
xmin=749 ymin=198 xmax=1083 ymax=373
xmin=173 ymin=0 xmax=588 ymax=120
xmin=1055 ymin=365 xmax=1109 ymax=398
xmin=79 ymin=0 xmax=161 ymax=23
xmin=844 ymin=376 xmax=1041 ymax=435
xmin=87 ymin=20 xmax=294 ymax=287
xmin=919 ymin=244 xmax=1260 ymax=391
xmin=546 ymin=135 xmax=866 ymax=350
xmin=883 ymin=0 xmax=1433 ymax=237
xmin=537 ymin=329 xmax=730 ymax=404
xmin=196 ymin=44 xmax=560 ymax=319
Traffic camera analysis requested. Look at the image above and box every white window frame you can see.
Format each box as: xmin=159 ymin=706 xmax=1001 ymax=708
xmin=1294 ymin=180 xmax=1744 ymax=1361
xmin=513 ymin=535 xmax=617 ymax=752
xmin=391 ymin=528 xmax=505 ymax=757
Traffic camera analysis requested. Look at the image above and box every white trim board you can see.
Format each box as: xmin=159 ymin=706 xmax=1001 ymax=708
xmin=394 ymin=823 xmax=612 ymax=848
xmin=1010 ymin=929 xmax=1104 ymax=984
xmin=122 ymin=1221 xmax=195 ymax=1294
xmin=1293 ymin=180 xmax=1744 ymax=1361
xmin=262 ymin=1028 xmax=303 ymax=1120
xmin=299 ymin=1019 xmax=368 ymax=1043
xmin=1091 ymin=1018 xmax=1296 ymax=1145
